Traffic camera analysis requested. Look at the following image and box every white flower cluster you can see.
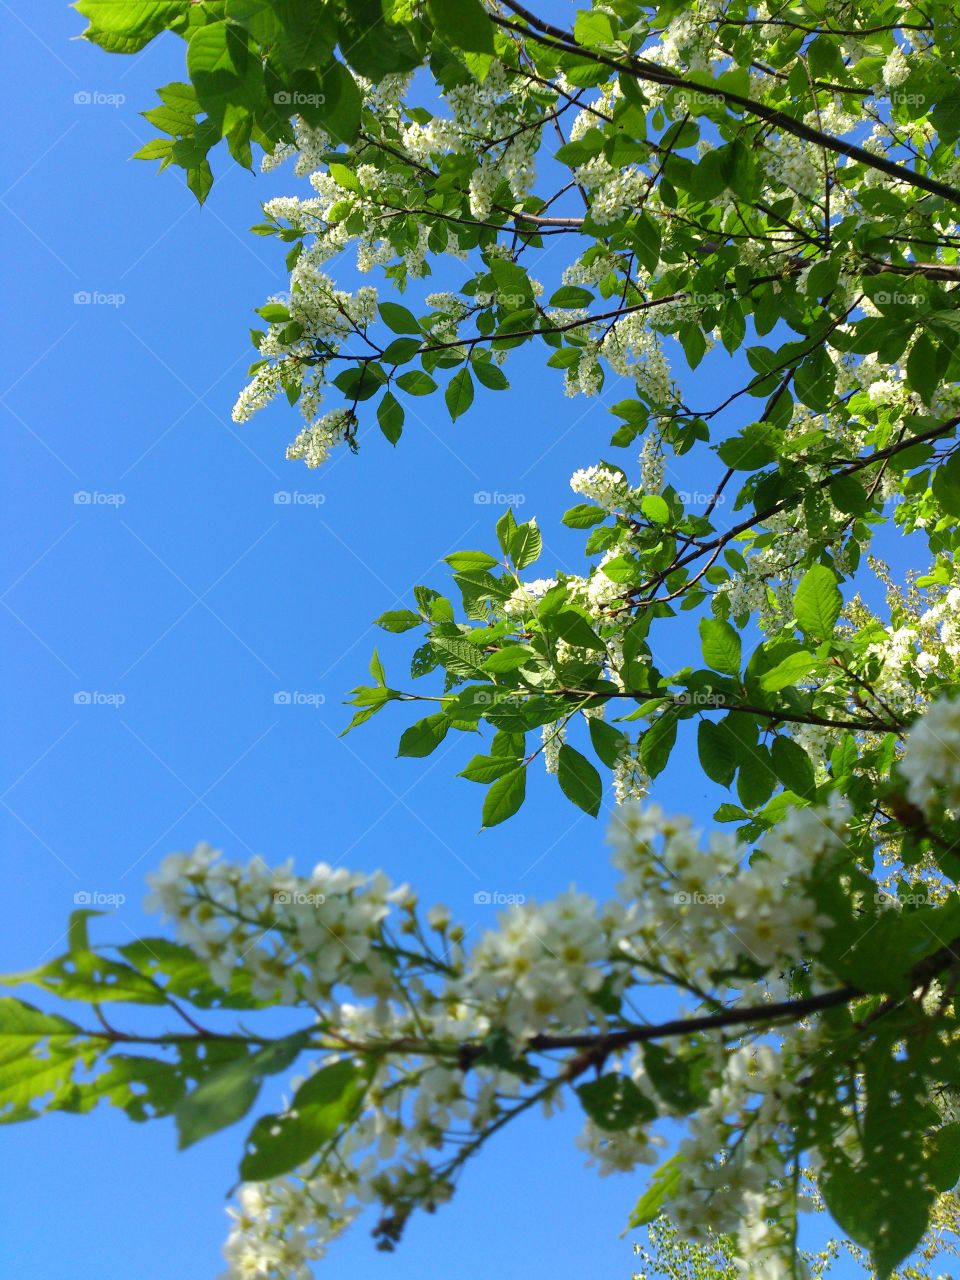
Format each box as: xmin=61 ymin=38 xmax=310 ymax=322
xmin=570 ymin=463 xmax=631 ymax=512
xmin=141 ymin=789 xmax=859 ymax=1279
xmin=760 ymin=132 xmax=821 ymax=202
xmin=671 ymin=1032 xmax=817 ymax=1278
xmin=232 ymin=270 xmax=378 ymax=467
xmin=715 ymin=509 xmax=813 ymax=632
xmin=601 ymin=314 xmax=674 ymax=405
xmin=882 ymin=44 xmax=911 ymax=90
xmin=609 ymin=798 xmax=843 ymax=973
xmin=901 ymin=692 xmax=960 ymax=814
xmin=613 ymin=737 xmax=648 ymax=804
xmin=285 ymin=409 xmax=353 ymax=469
xmin=639 ymin=435 xmax=665 ymax=495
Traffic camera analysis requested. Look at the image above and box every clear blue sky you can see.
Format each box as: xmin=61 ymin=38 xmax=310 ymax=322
xmin=0 ymin=7 xmax=918 ymax=1278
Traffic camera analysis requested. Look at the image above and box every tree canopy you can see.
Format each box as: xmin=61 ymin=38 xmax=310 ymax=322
xmin=7 ymin=2 xmax=960 ymax=1277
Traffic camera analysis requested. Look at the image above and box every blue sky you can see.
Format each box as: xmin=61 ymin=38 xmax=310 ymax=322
xmin=0 ymin=7 xmax=922 ymax=1279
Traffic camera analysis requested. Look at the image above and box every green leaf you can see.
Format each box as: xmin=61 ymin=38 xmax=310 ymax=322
xmin=699 ymin=618 xmax=741 ymax=675
xmin=379 ymin=302 xmax=420 ymax=334
xmin=829 ymin=472 xmax=870 ymax=516
xmin=557 ymin=744 xmax=602 ymax=817
xmin=398 ymin=713 xmax=450 ymax=758
xmin=574 ymin=8 xmax=617 ymax=48
xmin=445 ymin=367 xmax=474 ymax=421
xmin=640 ymin=494 xmax=670 ymax=524
xmin=736 ymin=743 xmax=777 ymax=810
xmin=377 ymin=390 xmax=404 ymax=444
xmin=551 ymin=610 xmax=605 ymax=652
xmin=926 ymin=1122 xmax=960 ymax=1192
xmin=822 ymin=1062 xmax=933 ymax=1278
xmin=771 ymin=735 xmax=816 ymax=798
xmin=588 ymin=717 xmax=625 ymax=769
xmin=396 ymin=370 xmax=437 ymax=396
xmin=176 ymin=1033 xmax=309 ymax=1149
xmin=328 ymin=161 xmax=360 ymax=192
xmin=562 ymin=503 xmax=607 ymax=529
xmin=472 ymin=360 xmax=510 ymax=391
xmin=445 ymin=550 xmax=499 ymax=572
xmin=794 ymin=346 xmax=836 ymax=412
xmin=932 ymin=453 xmax=960 ymax=518
xmin=186 ymin=22 xmax=256 ymax=120
xmin=316 ymin=61 xmax=362 ymax=145
xmin=576 ymin=1073 xmax=656 ymax=1131
xmin=760 ymin=650 xmax=820 ymax=692
xmin=549 ymin=285 xmax=594 ymax=308
xmin=76 ymin=0 xmax=188 ymax=54
xmin=627 ymin=1154 xmax=685 ymax=1228
xmin=382 ymin=337 xmax=422 ymax=365
xmin=459 ymin=754 xmax=521 ymax=783
xmin=339 ymin=0 xmax=421 ymax=79
xmin=239 ymin=1059 xmax=371 ymax=1181
xmin=496 ymin=508 xmax=518 ymax=556
xmin=794 ymin=564 xmax=842 ymax=640
xmin=716 ymin=423 xmax=778 ymax=470
xmin=0 ymin=997 xmax=88 ymax=1122
xmin=640 ymin=712 xmax=678 ymax=779
xmin=697 ymin=720 xmax=735 ymax=787
xmin=509 ymin=521 xmax=542 ymax=571
xmin=427 ymin=0 xmax=494 ymax=55
xmin=482 ymin=646 xmax=536 ymax=673
xmin=481 ymin=767 xmax=526 ymax=828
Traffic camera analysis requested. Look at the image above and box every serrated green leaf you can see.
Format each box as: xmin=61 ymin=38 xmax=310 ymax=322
xmin=557 ymin=744 xmax=602 ymax=816
xmin=481 ymin=767 xmax=526 ymax=827
xmin=794 ymin=565 xmax=842 ymax=640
